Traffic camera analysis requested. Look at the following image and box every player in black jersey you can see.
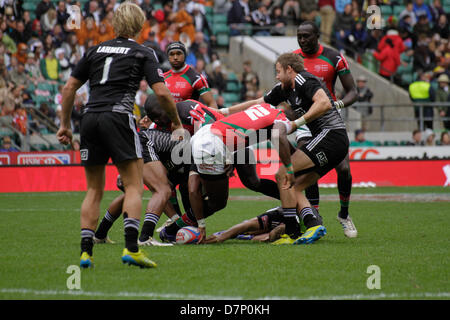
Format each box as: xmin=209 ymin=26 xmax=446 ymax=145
xmin=232 ymin=53 xmax=349 ymax=245
xmin=94 ymin=128 xmax=191 ymax=247
xmin=56 ymin=2 xmax=183 ymax=268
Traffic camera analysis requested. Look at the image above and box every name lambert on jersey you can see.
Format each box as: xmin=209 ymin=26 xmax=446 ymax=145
xmin=96 ymin=46 xmax=131 ymax=54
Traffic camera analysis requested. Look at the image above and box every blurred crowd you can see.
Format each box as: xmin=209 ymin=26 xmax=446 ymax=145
xmin=0 ymin=0 xmax=449 ymax=151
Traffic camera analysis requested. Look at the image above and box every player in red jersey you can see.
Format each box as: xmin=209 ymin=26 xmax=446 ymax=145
xmin=293 ymin=21 xmax=358 ymax=238
xmin=186 ymin=103 xmax=293 ymax=242
xmin=163 ymin=41 xmax=218 ymax=109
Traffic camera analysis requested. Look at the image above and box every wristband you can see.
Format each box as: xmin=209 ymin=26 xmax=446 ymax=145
xmin=221 ymin=107 xmax=230 ymax=116
xmin=334 ymin=100 xmax=345 ymax=109
xmin=197 ymin=219 xmax=206 ymax=228
xmin=294 ymin=116 xmax=306 ymax=128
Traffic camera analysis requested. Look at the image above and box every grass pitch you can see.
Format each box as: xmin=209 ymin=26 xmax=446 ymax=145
xmin=0 ymin=187 xmax=449 ymax=300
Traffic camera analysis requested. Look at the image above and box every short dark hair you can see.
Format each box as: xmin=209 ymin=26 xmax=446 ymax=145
xmin=297 ymin=21 xmax=320 ymax=35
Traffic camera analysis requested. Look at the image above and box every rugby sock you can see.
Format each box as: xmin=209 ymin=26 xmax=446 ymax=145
xmin=81 ymin=228 xmax=95 ymax=256
xmin=300 ymin=207 xmax=321 ymax=229
xmin=139 ymin=212 xmax=160 ymax=241
xmin=282 ymin=208 xmax=301 ymax=238
xmin=258 ymin=179 xmax=280 ymax=199
xmin=124 ymin=216 xmax=140 ymax=253
xmin=95 ymin=210 xmax=119 ymax=240
xmin=305 ymin=183 xmax=320 ymax=211
xmin=337 ymin=175 xmax=352 ymax=219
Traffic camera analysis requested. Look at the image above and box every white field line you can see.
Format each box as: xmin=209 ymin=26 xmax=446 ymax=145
xmin=0 ymin=288 xmax=449 ymax=300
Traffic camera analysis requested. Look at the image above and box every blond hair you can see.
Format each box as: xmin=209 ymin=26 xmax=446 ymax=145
xmin=276 ymin=53 xmax=304 ymax=73
xmin=112 ymin=1 xmax=146 ymax=39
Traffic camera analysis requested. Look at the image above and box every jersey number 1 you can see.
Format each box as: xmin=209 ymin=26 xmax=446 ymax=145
xmin=100 ymin=57 xmax=113 ymax=84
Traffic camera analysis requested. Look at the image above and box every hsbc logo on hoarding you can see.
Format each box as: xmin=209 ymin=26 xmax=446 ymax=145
xmin=17 ymin=154 xmax=71 ymax=165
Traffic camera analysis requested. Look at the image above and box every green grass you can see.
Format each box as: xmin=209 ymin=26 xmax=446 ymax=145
xmin=0 ymin=187 xmax=449 ymax=300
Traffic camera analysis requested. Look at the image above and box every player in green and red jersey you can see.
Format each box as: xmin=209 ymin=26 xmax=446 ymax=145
xmin=163 ymin=41 xmax=218 ymax=109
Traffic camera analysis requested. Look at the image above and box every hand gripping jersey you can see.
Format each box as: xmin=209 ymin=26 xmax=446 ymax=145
xmin=263 ymin=71 xmax=346 ymax=136
xmin=210 ymin=103 xmax=291 ymax=151
xmin=163 ymin=64 xmax=211 ymax=102
xmin=150 ymin=99 xmax=224 ymax=135
xmin=71 ymin=37 xmax=164 ymax=114
xmin=293 ymin=44 xmax=351 ymax=101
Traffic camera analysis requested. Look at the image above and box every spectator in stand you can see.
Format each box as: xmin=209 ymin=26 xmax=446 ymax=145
xmin=350 ymin=129 xmax=374 ymax=147
xmin=13 ymin=42 xmax=28 ymax=65
xmin=440 ymin=131 xmax=450 ymax=145
xmin=250 ymin=3 xmax=271 ymax=36
xmin=413 ymin=14 xmax=432 ymax=40
xmin=42 ymin=33 xmax=56 ymax=54
xmin=348 ymin=20 xmax=368 ymax=58
xmin=62 ymin=33 xmax=84 ymax=67
xmin=189 ymin=31 xmax=213 ymax=60
xmin=172 ymin=0 xmax=196 ymax=43
xmin=282 ymin=0 xmax=300 ymax=23
xmin=215 ymin=0 xmax=232 ymax=14
xmin=399 ymin=1 xmax=417 ymax=27
xmin=209 ymin=60 xmax=227 ymax=95
xmin=432 ymin=14 xmax=449 ymax=40
xmin=194 ymin=58 xmax=211 ymax=86
xmin=40 ymin=48 xmax=61 ymax=83
xmin=424 ymin=128 xmax=436 ymax=146
xmin=378 ymin=29 xmax=406 ymax=58
xmin=9 ymin=20 xmax=32 ymax=44
xmin=409 ymin=71 xmax=435 ymax=130
xmin=429 ymin=0 xmax=445 ymax=24
xmin=413 ymin=0 xmax=433 ymax=23
xmin=52 ymin=24 xmax=67 ymax=49
xmin=300 ymin=0 xmax=319 ymax=23
xmin=240 ymin=59 xmax=259 ymax=101
xmin=413 ymin=34 xmax=436 ymax=73
xmin=227 ymin=0 xmax=252 ymax=36
xmin=25 ymin=52 xmax=44 ymax=85
xmin=269 ymin=6 xmax=287 ymax=36
xmin=0 ymin=28 xmax=17 ymax=58
xmin=333 ymin=3 xmax=354 ymax=53
xmin=84 ymin=0 xmax=102 ymax=25
xmin=406 ymin=129 xmax=424 ymax=145
xmin=435 ymin=73 xmax=450 ymax=130
xmin=41 ymin=7 xmax=58 ymax=33
xmin=56 ymin=1 xmax=70 ymax=28
xmin=78 ymin=16 xmax=99 ymax=46
xmin=373 ymin=38 xmax=401 ymax=81
xmin=55 ymin=47 xmax=71 ymax=82
xmin=355 ymin=75 xmax=374 ymax=130
xmin=318 ymin=0 xmax=335 ymax=45
xmin=9 ymin=62 xmax=29 ymax=88
xmin=0 ymin=136 xmax=19 ymax=152
xmin=36 ymin=0 xmax=55 ymax=21
xmin=216 ymin=94 xmax=225 ymax=109
xmin=190 ymin=3 xmax=215 ymax=43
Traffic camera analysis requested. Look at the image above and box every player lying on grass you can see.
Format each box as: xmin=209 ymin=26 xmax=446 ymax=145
xmin=204 ymin=206 xmax=323 ymax=244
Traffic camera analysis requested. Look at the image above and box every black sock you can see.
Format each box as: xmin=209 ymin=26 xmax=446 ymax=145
xmin=300 ymin=207 xmax=320 ymax=229
xmin=337 ymin=174 xmax=352 ymax=219
xmin=81 ymin=229 xmax=95 ymax=256
xmin=258 ymin=179 xmax=280 ymax=199
xmin=139 ymin=212 xmax=160 ymax=241
xmin=282 ymin=208 xmax=301 ymax=238
xmin=124 ymin=216 xmax=140 ymax=253
xmin=95 ymin=210 xmax=119 ymax=239
xmin=305 ymin=183 xmax=320 ymax=211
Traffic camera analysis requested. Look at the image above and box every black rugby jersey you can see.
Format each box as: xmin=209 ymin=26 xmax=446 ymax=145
xmin=263 ymin=70 xmax=346 ymax=135
xmin=139 ymin=129 xmax=190 ymax=171
xmin=71 ymin=37 xmax=164 ymax=114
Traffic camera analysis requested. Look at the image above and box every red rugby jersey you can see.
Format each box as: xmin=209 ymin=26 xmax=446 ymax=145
xmin=210 ymin=103 xmax=290 ymax=150
xmin=293 ymin=44 xmax=350 ymax=101
xmin=163 ymin=64 xmax=210 ymax=102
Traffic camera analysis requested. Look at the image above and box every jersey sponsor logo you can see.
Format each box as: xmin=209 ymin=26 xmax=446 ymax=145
xmin=315 ymin=151 xmax=328 ymax=167
xmin=96 ymin=46 xmax=131 ymax=54
xmin=314 ymin=64 xmax=329 ymax=74
xmin=175 ymin=81 xmax=188 ymax=88
xmin=80 ymin=149 xmax=88 ymax=161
